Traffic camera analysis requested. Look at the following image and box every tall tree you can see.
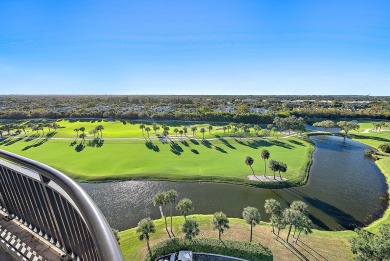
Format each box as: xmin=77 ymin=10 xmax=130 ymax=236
xmin=166 ymin=189 xmax=178 ymax=237
xmin=176 ymin=198 xmax=194 ymax=221
xmin=245 ymin=156 xmax=255 ymax=174
xmin=153 ymin=124 xmax=160 ymax=134
xmin=145 ymin=127 xmax=151 ymax=138
xmin=74 ymin=128 xmax=80 ymax=139
xmin=139 ymin=124 xmax=145 ymax=135
xmin=269 ymin=159 xmax=279 ymax=180
xmin=183 ymin=126 xmax=188 ymax=136
xmin=79 ymin=126 xmax=85 ymax=134
xmin=278 ymin=162 xmax=287 ymax=180
xmin=152 ymin=192 xmax=171 ymax=238
xmin=242 ymin=206 xmax=261 ymax=242
xmin=96 ymin=125 xmax=104 ymax=137
xmin=294 ymin=215 xmax=313 ymax=244
xmin=174 ymin=128 xmax=179 ymax=137
xmin=208 ymin=125 xmax=213 ymax=134
xmin=182 ymin=219 xmax=200 ymax=241
xmin=200 ymin=128 xmax=206 ymax=139
xmin=282 ymin=208 xmax=300 ymax=243
xmin=136 ymin=217 xmax=156 ymax=256
xmin=212 ymin=211 xmax=230 ymax=240
xmin=264 ymin=199 xmax=282 ymax=234
xmin=191 ymin=126 xmax=197 ymax=137
xmin=290 ymin=201 xmax=309 ymax=237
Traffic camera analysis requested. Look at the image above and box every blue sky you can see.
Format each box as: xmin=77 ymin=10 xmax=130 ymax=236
xmin=0 ymin=0 xmax=389 ymax=95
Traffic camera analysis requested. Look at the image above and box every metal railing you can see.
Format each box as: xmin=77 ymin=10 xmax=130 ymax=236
xmin=0 ymin=149 xmax=124 ymax=261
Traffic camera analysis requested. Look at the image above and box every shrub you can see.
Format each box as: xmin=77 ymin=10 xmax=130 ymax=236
xmin=145 ymin=238 xmax=273 ymax=261
xmin=378 ymin=143 xmax=390 ymax=153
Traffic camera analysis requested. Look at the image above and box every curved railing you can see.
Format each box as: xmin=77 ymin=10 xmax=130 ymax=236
xmin=0 ymin=149 xmax=124 ymax=261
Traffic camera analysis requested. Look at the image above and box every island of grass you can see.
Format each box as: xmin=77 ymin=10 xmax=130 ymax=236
xmin=0 ymin=119 xmax=314 ymax=188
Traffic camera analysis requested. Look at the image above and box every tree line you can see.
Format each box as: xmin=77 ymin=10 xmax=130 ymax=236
xmin=135 ymin=189 xmax=313 ymax=257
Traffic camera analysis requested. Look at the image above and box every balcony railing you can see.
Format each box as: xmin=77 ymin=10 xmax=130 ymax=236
xmin=0 ymin=149 xmax=124 ymax=261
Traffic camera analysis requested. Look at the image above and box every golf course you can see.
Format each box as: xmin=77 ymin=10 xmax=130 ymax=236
xmin=0 ymin=119 xmax=314 ymax=187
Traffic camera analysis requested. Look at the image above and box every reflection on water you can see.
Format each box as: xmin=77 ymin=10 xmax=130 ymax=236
xmin=80 ymin=136 xmax=388 ymax=231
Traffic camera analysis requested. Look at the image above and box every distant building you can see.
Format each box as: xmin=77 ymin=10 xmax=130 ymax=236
xmin=343 ymin=101 xmax=370 ymax=105
xmin=214 ymin=107 xmax=237 ymax=113
xmin=121 ymin=106 xmax=145 ymax=111
xmin=56 ymin=106 xmax=82 ymax=111
xmin=249 ymin=107 xmax=271 ymax=114
xmin=149 ymin=106 xmax=176 ymax=112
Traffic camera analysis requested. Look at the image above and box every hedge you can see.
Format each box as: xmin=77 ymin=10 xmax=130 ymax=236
xmin=145 ymin=238 xmax=273 ymax=261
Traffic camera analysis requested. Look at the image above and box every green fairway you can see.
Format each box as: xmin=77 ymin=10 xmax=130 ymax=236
xmin=0 ymin=120 xmax=312 ymax=186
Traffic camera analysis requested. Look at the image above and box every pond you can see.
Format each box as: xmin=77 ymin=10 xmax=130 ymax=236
xmin=80 ymin=135 xmax=388 ymax=231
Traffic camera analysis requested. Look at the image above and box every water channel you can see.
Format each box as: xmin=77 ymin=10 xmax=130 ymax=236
xmin=80 ymin=135 xmax=388 ymax=231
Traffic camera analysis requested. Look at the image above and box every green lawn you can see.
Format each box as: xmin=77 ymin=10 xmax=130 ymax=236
xmin=0 ymin=120 xmax=312 ymax=186
xmin=119 ymin=214 xmax=354 ymax=261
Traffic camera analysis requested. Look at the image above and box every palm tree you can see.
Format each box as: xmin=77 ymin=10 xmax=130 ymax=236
xmin=145 ymin=127 xmax=151 ymax=138
xmin=176 ymin=198 xmax=194 ymax=221
xmin=294 ymin=215 xmax=313 ymax=244
xmin=261 ymin=150 xmax=270 ymax=177
xmin=223 ymin=126 xmax=227 ymax=134
xmin=183 ymin=126 xmax=188 ymax=136
xmin=153 ymin=124 xmax=159 ymax=134
xmin=212 ymin=211 xmax=230 ymax=240
xmin=136 ymin=217 xmax=156 ymax=256
xmin=74 ymin=128 xmax=80 ymax=139
xmin=166 ymin=189 xmax=178 ymax=237
xmin=264 ymin=199 xmax=282 ymax=234
xmin=152 ymin=192 xmax=171 ymax=238
xmin=79 ymin=126 xmax=85 ymax=134
xmin=200 ymin=128 xmax=206 ymax=139
xmin=96 ymin=125 xmax=104 ymax=137
xmin=174 ymin=128 xmax=179 ymax=137
xmin=291 ymin=201 xmax=309 ymax=238
xmin=179 ymin=130 xmax=184 ymax=139
xmin=283 ymin=208 xmax=300 ymax=243
xmin=269 ymin=159 xmax=279 ymax=180
xmin=245 ymin=156 xmax=255 ymax=174
xmin=52 ymin=122 xmax=60 ymax=132
xmin=191 ymin=126 xmax=197 ymax=137
xmin=182 ymin=219 xmax=200 ymax=241
xmin=79 ymin=133 xmax=86 ymax=143
xmin=232 ymin=127 xmax=238 ymax=136
xmin=139 ymin=124 xmax=145 ymax=135
xmin=208 ymin=125 xmax=213 ymax=134
xmin=226 ymin=125 xmax=231 ymax=135
xmin=242 ymin=207 xmax=261 ymax=242
xmin=278 ymin=162 xmax=287 ymax=179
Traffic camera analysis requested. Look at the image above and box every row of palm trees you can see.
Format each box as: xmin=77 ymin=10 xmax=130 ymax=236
xmin=139 ymin=122 xmax=278 ymax=140
xmin=73 ymin=125 xmax=104 ymax=141
xmin=245 ymin=149 xmax=288 ymax=180
xmin=0 ymin=122 xmax=60 ymax=138
xmin=136 ymin=190 xmax=313 ymax=256
xmin=245 ymin=150 xmax=270 ymax=176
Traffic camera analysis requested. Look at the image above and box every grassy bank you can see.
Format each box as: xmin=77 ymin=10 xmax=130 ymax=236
xmin=119 ymin=214 xmax=354 ymax=261
xmin=350 ymin=131 xmax=390 ymax=234
xmin=0 ymin=120 xmax=313 ymax=188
